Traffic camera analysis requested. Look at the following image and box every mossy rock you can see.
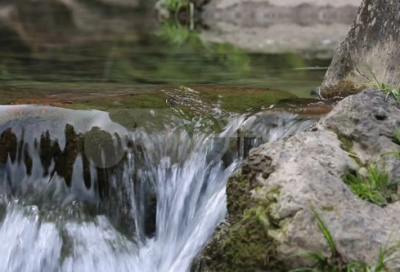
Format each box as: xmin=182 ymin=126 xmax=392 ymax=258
xmin=195 ymin=172 xmax=284 ymax=272
xmin=321 ymin=80 xmax=365 ymax=99
xmin=0 ymin=85 xmax=297 ymax=130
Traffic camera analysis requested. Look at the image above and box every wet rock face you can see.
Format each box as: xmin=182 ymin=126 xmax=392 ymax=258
xmin=0 ymin=117 xmax=139 ymax=236
xmin=198 ymin=89 xmax=400 ymax=271
xmin=321 ymin=0 xmax=400 ymax=98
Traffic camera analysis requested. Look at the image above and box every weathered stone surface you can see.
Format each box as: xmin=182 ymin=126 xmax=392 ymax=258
xmin=318 ymin=89 xmax=400 ymax=183
xmin=197 ymin=89 xmax=400 ymax=271
xmin=320 ymin=0 xmax=400 ymax=98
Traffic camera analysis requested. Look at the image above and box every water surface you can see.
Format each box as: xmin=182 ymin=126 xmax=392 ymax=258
xmin=0 ymin=0 xmax=331 ymax=98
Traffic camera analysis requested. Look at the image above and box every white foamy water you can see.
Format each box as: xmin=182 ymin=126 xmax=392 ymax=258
xmin=0 ymin=105 xmax=316 ymax=272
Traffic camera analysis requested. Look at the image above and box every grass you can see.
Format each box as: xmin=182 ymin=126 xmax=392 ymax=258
xmin=162 ymin=0 xmax=205 ymax=12
xmin=163 ymin=0 xmax=186 ymax=13
xmin=344 ymin=164 xmax=396 ymax=207
xmin=161 ymin=0 xmax=204 ymax=29
xmin=290 ymin=206 xmax=396 ymax=272
xmin=365 ymin=63 xmax=400 ymax=104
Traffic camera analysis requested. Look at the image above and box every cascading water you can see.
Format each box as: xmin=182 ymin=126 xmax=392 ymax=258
xmin=0 ymin=104 xmax=317 ymax=272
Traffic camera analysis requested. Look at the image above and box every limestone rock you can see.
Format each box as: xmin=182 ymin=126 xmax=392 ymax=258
xmin=320 ymin=0 xmax=400 ymax=98
xmin=318 ymin=89 xmax=400 ymax=184
xmin=198 ymin=89 xmax=400 ymax=271
xmin=245 ymin=130 xmax=400 ymax=269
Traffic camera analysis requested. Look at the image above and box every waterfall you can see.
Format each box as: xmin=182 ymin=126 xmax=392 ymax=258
xmin=0 ymin=105 xmax=316 ymax=272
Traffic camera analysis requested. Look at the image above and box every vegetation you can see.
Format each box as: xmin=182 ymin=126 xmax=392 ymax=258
xmin=366 ymin=64 xmax=400 ymax=104
xmin=291 ymin=206 xmax=396 ymax=272
xmin=155 ymin=20 xmax=204 ymax=47
xmin=198 ymin=172 xmax=285 ymax=272
xmin=162 ymin=0 xmax=205 ymax=13
xmin=393 ymin=127 xmax=400 ymax=158
xmin=344 ymin=164 xmax=396 ymax=206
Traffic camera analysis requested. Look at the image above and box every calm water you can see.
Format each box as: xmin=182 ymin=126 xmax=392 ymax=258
xmin=0 ymin=0 xmax=331 ymax=98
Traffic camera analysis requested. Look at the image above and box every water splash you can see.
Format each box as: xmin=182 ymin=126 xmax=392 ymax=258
xmin=0 ymin=105 xmax=316 ymax=272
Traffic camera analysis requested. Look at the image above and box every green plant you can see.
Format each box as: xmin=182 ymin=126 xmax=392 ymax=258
xmin=290 ymin=206 xmax=396 ymax=272
xmin=161 ymin=0 xmax=200 ymax=28
xmin=290 ymin=206 xmax=352 ymax=272
xmin=365 ymin=63 xmax=400 ymax=103
xmin=344 ymin=164 xmax=396 ymax=206
xmin=390 ymin=127 xmax=400 ymax=159
xmin=163 ymin=0 xmax=187 ymax=14
xmin=155 ymin=20 xmax=202 ymax=46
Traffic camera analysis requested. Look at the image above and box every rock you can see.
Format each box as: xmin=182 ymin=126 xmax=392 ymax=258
xmin=318 ymin=89 xmax=400 ymax=183
xmin=97 ymin=0 xmax=138 ymax=7
xmin=272 ymin=97 xmax=338 ymax=115
xmin=0 ymin=108 xmax=140 ymax=236
xmin=320 ymin=0 xmax=400 ymax=98
xmin=0 ymin=0 xmax=147 ymax=50
xmin=200 ymin=0 xmax=361 ymax=58
xmin=197 ymin=89 xmax=400 ymax=271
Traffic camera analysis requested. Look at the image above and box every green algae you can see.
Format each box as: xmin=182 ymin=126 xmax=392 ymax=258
xmin=321 ymin=206 xmax=334 ymax=212
xmin=67 ymin=85 xmax=296 ymax=113
xmin=338 ymin=134 xmax=354 ymax=152
xmin=0 ymin=85 xmax=296 ymax=114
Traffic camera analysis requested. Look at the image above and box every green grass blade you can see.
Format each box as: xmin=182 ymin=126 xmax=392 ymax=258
xmin=310 ymin=206 xmax=336 ymax=254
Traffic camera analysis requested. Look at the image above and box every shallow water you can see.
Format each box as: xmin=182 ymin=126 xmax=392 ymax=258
xmin=0 ymin=0 xmax=331 ymax=98
xmin=0 ymin=1 xmax=350 ymax=271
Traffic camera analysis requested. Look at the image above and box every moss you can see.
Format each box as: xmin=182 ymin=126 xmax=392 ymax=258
xmin=1 ymin=85 xmax=296 ymax=115
xmin=226 ymin=172 xmax=251 ymax=223
xmin=321 ymin=80 xmax=366 ymax=99
xmin=321 ymin=206 xmax=334 ymax=212
xmin=177 ymin=85 xmax=297 ymax=113
xmin=338 ymin=134 xmax=354 ymax=152
xmin=204 ymin=208 xmax=283 ymax=272
xmin=198 ymin=171 xmax=284 ymax=272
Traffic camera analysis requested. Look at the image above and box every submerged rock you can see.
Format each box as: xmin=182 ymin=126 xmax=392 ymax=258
xmin=197 ymin=89 xmax=400 ymax=271
xmin=0 ymin=106 xmax=141 ymax=236
xmin=320 ymin=0 xmax=400 ymax=98
xmin=200 ymin=0 xmax=360 ymax=58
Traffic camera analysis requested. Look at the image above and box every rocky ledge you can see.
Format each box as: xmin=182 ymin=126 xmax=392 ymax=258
xmin=194 ymin=89 xmax=400 ymax=271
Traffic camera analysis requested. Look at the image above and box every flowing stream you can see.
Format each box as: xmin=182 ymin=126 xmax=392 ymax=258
xmin=0 ymin=105 xmax=317 ymax=272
